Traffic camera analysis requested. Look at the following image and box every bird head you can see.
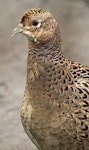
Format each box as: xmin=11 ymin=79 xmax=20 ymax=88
xmin=12 ymin=8 xmax=58 ymax=44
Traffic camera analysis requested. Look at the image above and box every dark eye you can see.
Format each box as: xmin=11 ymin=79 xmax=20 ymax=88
xmin=32 ymin=20 xmax=41 ymax=28
xmin=32 ymin=20 xmax=39 ymax=26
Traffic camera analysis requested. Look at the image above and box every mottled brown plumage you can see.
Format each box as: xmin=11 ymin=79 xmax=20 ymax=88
xmin=13 ymin=8 xmax=89 ymax=150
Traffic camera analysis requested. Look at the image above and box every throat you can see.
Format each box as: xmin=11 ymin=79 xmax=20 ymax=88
xmin=26 ymin=31 xmax=66 ymax=85
xmin=26 ymin=39 xmax=71 ymax=104
xmin=27 ymin=31 xmax=63 ymax=63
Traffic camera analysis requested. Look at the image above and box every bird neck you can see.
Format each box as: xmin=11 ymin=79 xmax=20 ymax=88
xmin=27 ymin=28 xmax=64 ymax=61
xmin=26 ymin=29 xmax=66 ymax=84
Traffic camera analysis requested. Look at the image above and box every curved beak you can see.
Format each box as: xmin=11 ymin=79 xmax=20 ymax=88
xmin=12 ymin=23 xmax=23 ymax=36
xmin=12 ymin=23 xmax=38 ymax=43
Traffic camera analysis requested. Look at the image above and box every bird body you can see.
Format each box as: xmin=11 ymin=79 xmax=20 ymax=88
xmin=13 ymin=8 xmax=89 ymax=150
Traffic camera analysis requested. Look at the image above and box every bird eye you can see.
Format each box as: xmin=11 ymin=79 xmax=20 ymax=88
xmin=32 ymin=20 xmax=41 ymax=28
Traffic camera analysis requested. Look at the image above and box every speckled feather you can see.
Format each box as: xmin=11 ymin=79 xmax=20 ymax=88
xmin=14 ymin=8 xmax=89 ymax=150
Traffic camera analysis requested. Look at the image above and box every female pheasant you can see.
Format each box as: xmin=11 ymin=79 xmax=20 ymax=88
xmin=13 ymin=8 xmax=89 ymax=150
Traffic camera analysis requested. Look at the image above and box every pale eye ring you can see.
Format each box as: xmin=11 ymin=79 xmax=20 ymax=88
xmin=32 ymin=20 xmax=41 ymax=28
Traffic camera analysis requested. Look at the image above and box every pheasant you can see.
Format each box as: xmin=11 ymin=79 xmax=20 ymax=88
xmin=12 ymin=8 xmax=89 ymax=150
